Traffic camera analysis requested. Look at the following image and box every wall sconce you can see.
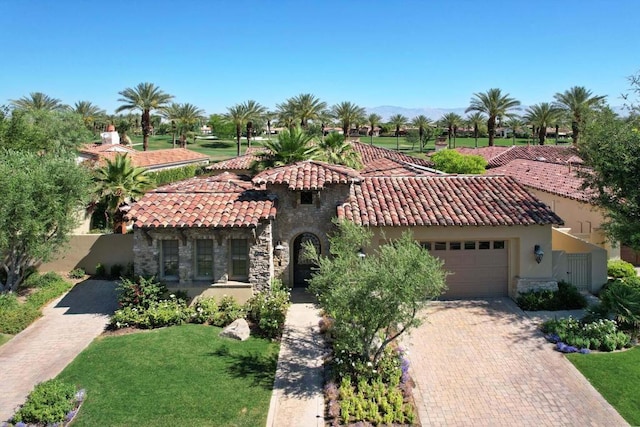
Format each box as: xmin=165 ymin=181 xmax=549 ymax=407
xmin=274 ymin=241 xmax=284 ymax=266
xmin=534 ymin=244 xmax=544 ymax=264
xmin=357 ymin=248 xmax=366 ymax=259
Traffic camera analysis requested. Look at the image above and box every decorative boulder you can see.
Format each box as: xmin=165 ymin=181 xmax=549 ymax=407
xmin=220 ymin=318 xmax=250 ymax=341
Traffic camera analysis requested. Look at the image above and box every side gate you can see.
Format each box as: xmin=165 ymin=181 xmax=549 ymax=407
xmin=566 ymin=253 xmax=592 ymax=291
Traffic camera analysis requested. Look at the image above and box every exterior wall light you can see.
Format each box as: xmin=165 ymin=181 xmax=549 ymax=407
xmin=357 ymin=248 xmax=366 ymax=259
xmin=274 ymin=241 xmax=284 ymax=256
xmin=534 ymin=244 xmax=544 ymax=264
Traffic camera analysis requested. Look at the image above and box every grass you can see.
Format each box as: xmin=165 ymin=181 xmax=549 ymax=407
xmin=57 ymin=324 xmax=279 ymax=427
xmin=0 ymin=333 xmax=12 ymax=346
xmin=567 ymin=347 xmax=640 ymax=425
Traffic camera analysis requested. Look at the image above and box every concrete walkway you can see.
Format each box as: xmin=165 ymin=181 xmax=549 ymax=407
xmin=266 ymin=289 xmax=325 ymax=427
xmin=0 ymin=280 xmax=117 ymax=422
xmin=404 ymin=298 xmax=628 ymax=426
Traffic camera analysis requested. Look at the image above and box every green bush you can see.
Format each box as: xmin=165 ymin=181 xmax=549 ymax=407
xmin=600 ymin=279 xmax=640 ymax=334
xmin=116 ymin=276 xmax=168 ymax=309
xmin=110 ymin=264 xmax=124 ymax=279
xmin=95 ymin=263 xmax=107 ymax=278
xmin=148 ymin=165 xmax=199 ymax=187
xmin=607 ymin=259 xmax=637 ymax=279
xmin=191 ymin=297 xmax=219 ymax=324
xmin=68 ymin=268 xmax=86 ymax=279
xmin=136 ymin=298 xmax=193 ymax=329
xmin=245 ymin=280 xmax=291 ymax=338
xmin=0 ymin=304 xmax=40 ymax=334
xmin=542 ymin=317 xmax=630 ymax=351
xmin=516 ymin=281 xmax=587 ymax=311
xmin=12 ymin=379 xmax=76 ymax=425
xmin=212 ymin=295 xmax=244 ymax=327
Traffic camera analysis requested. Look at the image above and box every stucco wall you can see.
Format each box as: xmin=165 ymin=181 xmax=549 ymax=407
xmin=529 ymin=188 xmax=619 ymax=258
xmin=39 ymin=234 xmax=134 ymax=274
xmin=366 ymin=224 xmax=554 ymax=297
xmin=552 ymin=228 xmax=608 ymax=292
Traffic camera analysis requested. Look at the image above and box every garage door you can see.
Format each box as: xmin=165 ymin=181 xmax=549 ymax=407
xmin=422 ymin=240 xmax=508 ymax=298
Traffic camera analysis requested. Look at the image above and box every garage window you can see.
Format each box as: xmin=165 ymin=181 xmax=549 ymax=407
xmin=479 ymin=241 xmax=491 ymax=250
xmin=434 ymin=242 xmax=446 ymax=250
xmin=493 ymin=241 xmax=505 ymax=249
xmin=464 ymin=241 xmax=476 ymax=250
xmin=420 ymin=242 xmax=431 ymax=251
xmin=449 ymin=242 xmax=461 ymax=250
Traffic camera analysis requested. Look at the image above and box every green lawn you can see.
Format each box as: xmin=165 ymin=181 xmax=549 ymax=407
xmin=0 ymin=333 xmax=12 ymax=346
xmin=567 ymin=347 xmax=640 ymax=425
xmin=57 ymin=324 xmax=279 ymax=427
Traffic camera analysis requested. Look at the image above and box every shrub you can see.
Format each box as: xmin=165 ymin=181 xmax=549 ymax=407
xmin=191 ymin=297 xmax=219 ymax=324
xmin=0 ymin=304 xmax=40 ymax=334
xmin=110 ymin=306 xmax=143 ymax=329
xmin=95 ymin=263 xmax=107 ymax=278
xmin=600 ymin=279 xmax=640 ymax=335
xmin=110 ymin=264 xmax=124 ymax=279
xmin=516 ymin=281 xmax=587 ymax=311
xmin=116 ymin=276 xmax=168 ymax=309
xmin=12 ymin=379 xmax=76 ymax=425
xmin=542 ymin=317 xmax=630 ymax=351
xmin=147 ymin=165 xmax=199 ymax=187
xmin=212 ymin=295 xmax=244 ymax=327
xmin=136 ymin=298 xmax=193 ymax=329
xmin=68 ymin=268 xmax=86 ymax=279
xmin=607 ymin=259 xmax=637 ymax=279
xmin=245 ymin=280 xmax=291 ymax=338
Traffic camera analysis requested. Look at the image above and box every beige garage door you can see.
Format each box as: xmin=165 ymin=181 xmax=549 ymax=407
xmin=422 ymin=240 xmax=508 ymax=298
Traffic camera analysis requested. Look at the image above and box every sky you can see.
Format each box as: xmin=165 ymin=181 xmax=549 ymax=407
xmin=1 ymin=0 xmax=638 ymax=116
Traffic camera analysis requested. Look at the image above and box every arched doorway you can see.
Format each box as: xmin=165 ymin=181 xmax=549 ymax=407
xmin=293 ymin=232 xmax=321 ymax=287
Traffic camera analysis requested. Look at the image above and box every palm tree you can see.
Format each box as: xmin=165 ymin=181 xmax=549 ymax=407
xmin=263 ymin=110 xmax=277 ymax=140
xmin=388 ymin=114 xmax=408 ymax=151
xmin=93 ymin=154 xmax=153 ymax=233
xmin=243 ymin=100 xmax=266 ymax=148
xmin=10 ymin=92 xmax=67 ymax=112
xmin=465 ymin=112 xmax=486 ymax=148
xmin=524 ymin=103 xmax=562 ymax=145
xmin=331 ymin=102 xmax=366 ymax=141
xmin=116 ymin=83 xmax=173 ymax=151
xmin=161 ymin=103 xmax=205 ymax=148
xmin=285 ymin=93 xmax=327 ymax=128
xmin=466 ymin=88 xmax=521 ymax=146
xmin=275 ymin=98 xmax=297 ymax=130
xmin=251 ymin=126 xmax=319 ymax=172
xmin=317 ymin=132 xmax=363 ymax=169
xmin=440 ymin=112 xmax=463 ymax=148
xmin=71 ymin=101 xmax=106 ymax=132
xmin=504 ymin=114 xmax=524 ymax=146
xmin=553 ymin=86 xmax=606 ymax=146
xmin=224 ymin=100 xmax=264 ymax=156
xmin=410 ymin=115 xmax=433 ymax=152
xmin=367 ymin=113 xmax=383 ymax=145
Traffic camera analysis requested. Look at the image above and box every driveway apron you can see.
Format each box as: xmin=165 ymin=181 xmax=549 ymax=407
xmin=404 ymin=298 xmax=628 ymax=426
xmin=0 ymin=280 xmax=117 ymax=421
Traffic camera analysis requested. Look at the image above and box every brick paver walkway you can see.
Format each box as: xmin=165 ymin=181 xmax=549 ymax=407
xmin=404 ymin=298 xmax=628 ymax=426
xmin=0 ymin=280 xmax=117 ymax=421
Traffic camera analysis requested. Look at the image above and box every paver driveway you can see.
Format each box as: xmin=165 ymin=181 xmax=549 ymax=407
xmin=404 ymin=298 xmax=628 ymax=426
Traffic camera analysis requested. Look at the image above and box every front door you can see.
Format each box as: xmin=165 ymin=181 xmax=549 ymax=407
xmin=293 ymin=233 xmax=321 ymax=287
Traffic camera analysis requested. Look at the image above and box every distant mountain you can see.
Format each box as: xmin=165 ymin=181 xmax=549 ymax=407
xmin=365 ymin=106 xmax=468 ymax=122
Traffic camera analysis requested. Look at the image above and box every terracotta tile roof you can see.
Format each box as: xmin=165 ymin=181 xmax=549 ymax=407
xmin=338 ymin=175 xmax=563 ymax=227
xmin=487 ymin=159 xmax=593 ymax=202
xmin=362 ymin=157 xmax=444 ymax=177
xmin=351 ymin=141 xmax=433 ymax=167
xmin=79 ymin=143 xmax=137 ymax=155
xmin=456 ymin=145 xmax=583 ymax=168
xmin=126 ymin=173 xmax=276 ymax=228
xmin=253 ymin=160 xmax=361 ymax=190
xmin=81 ymin=144 xmax=209 ymax=170
xmin=207 ymin=147 xmax=263 ymax=171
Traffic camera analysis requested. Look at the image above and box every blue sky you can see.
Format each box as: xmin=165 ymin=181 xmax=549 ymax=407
xmin=1 ymin=0 xmax=638 ymax=115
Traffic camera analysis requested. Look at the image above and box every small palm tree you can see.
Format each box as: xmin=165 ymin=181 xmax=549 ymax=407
xmin=440 ymin=112 xmax=463 ymax=148
xmin=162 ymin=103 xmax=205 ymax=148
xmin=388 ymin=114 xmax=408 ymax=151
xmin=263 ymin=110 xmax=277 ymax=140
xmin=93 ymin=154 xmax=153 ymax=232
xmin=367 ymin=113 xmax=382 ymax=145
xmin=465 ymin=112 xmax=486 ymax=148
xmin=318 ymin=132 xmax=363 ymax=169
xmin=72 ymin=101 xmax=106 ymax=132
xmin=243 ymin=100 xmax=266 ymax=148
xmin=224 ymin=100 xmax=265 ymax=156
xmin=116 ymin=83 xmax=173 ymax=151
xmin=251 ymin=127 xmax=319 ymax=172
xmin=504 ymin=114 xmax=525 ymax=146
xmin=287 ymin=93 xmax=328 ymax=128
xmin=410 ymin=115 xmax=433 ymax=152
xmin=275 ymin=99 xmax=297 ymax=130
xmin=10 ymin=92 xmax=67 ymax=112
xmin=332 ymin=102 xmax=366 ymax=141
xmin=553 ymin=86 xmax=606 ymax=146
xmin=466 ymin=88 xmax=521 ymax=146
xmin=524 ymin=103 xmax=562 ymax=145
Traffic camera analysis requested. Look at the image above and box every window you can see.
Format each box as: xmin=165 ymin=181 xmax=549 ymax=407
xmin=449 ymin=242 xmax=461 ymax=250
xmin=195 ymin=239 xmax=214 ymax=279
xmin=229 ymin=239 xmax=249 ymax=280
xmin=493 ymin=241 xmax=505 ymax=249
xmin=464 ymin=241 xmax=476 ymax=250
xmin=161 ymin=240 xmax=179 ymax=279
xmin=479 ymin=241 xmax=491 ymax=250
xmin=420 ymin=242 xmax=432 ymax=251
xmin=300 ymin=191 xmax=313 ymax=205
xmin=434 ymin=242 xmax=446 ymax=250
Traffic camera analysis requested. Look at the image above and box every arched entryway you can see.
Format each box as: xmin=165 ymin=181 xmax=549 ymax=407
xmin=293 ymin=232 xmax=321 ymax=287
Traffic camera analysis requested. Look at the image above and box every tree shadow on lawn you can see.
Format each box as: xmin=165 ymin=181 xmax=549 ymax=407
xmin=199 ymin=141 xmax=235 ymax=149
xmin=210 ymin=344 xmax=278 ymax=390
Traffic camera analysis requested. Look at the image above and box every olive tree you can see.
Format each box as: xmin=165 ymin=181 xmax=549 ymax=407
xmin=307 ymin=221 xmax=447 ymax=364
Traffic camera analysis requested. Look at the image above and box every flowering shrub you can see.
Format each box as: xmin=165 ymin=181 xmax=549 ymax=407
xmin=191 ymin=297 xmax=219 ymax=324
xmin=10 ymin=380 xmax=84 ymax=426
xmin=542 ymin=317 xmax=631 ymax=351
xmin=245 ymin=280 xmax=290 ymax=339
xmin=111 ymin=296 xmax=192 ymax=329
xmin=116 ymin=276 xmax=167 ymax=309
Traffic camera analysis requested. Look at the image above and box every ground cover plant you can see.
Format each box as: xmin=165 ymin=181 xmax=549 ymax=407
xmin=0 ymin=272 xmax=72 ymax=335
xmin=8 ymin=379 xmax=84 ymax=426
xmin=542 ymin=316 xmax=630 ymax=352
xmin=607 ymin=259 xmax=637 ymax=279
xmin=568 ymin=347 xmax=640 ymax=425
xmin=56 ymin=324 xmax=279 ymax=426
xmin=516 ymin=281 xmax=587 ymax=311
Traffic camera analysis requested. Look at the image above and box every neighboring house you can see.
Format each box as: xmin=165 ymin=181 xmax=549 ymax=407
xmin=126 ymin=146 xmax=567 ymax=300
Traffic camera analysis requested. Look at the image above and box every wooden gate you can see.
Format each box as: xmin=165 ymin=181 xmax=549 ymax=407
xmin=567 ymin=253 xmax=592 ymax=291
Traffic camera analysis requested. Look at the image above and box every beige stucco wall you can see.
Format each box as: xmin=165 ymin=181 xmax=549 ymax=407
xmin=366 ymin=224 xmax=554 ymax=298
xmin=39 ymin=234 xmax=134 ymax=274
xmin=552 ymin=228 xmax=608 ymax=292
xmin=529 ymin=188 xmax=619 ymax=258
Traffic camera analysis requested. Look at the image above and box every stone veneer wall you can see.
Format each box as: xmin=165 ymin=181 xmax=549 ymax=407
xmin=268 ymin=183 xmax=352 ymax=286
xmin=514 ymin=277 xmax=559 ymax=294
xmin=133 ymin=221 xmax=273 ymax=292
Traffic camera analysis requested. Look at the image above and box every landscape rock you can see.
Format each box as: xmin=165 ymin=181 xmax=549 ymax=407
xmin=220 ymin=318 xmax=250 ymax=341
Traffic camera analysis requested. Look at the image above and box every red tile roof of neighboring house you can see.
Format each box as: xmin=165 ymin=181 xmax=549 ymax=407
xmin=253 ymin=161 xmax=361 ymax=190
xmin=351 ymin=141 xmax=433 ymax=167
xmin=79 ymin=143 xmax=137 ymax=155
xmin=126 ymin=173 xmax=276 ymax=228
xmin=361 ymin=157 xmax=444 ymax=177
xmin=487 ymin=159 xmax=593 ymax=202
xmin=207 ymin=147 xmax=263 ymax=171
xmin=80 ymin=144 xmax=209 ymax=170
xmin=456 ymin=145 xmax=583 ymax=168
xmin=338 ymin=175 xmax=563 ymax=227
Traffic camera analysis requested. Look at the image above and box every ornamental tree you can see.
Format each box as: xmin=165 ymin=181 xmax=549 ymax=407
xmin=307 ymin=221 xmax=447 ymax=364
xmin=0 ymin=149 xmax=91 ymax=293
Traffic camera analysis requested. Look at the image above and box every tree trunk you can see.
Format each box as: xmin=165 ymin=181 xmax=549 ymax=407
xmin=142 ymin=110 xmax=151 ymax=151
xmin=572 ymin=121 xmax=580 ymax=146
xmin=236 ymin=124 xmax=242 ymax=156
xmin=246 ymin=122 xmax=252 ymax=148
xmin=538 ymin=127 xmax=545 ymax=145
xmin=487 ymin=117 xmax=496 ymax=147
xmin=555 ymin=124 xmax=559 ymax=145
xmin=474 ymin=124 xmax=479 ymax=148
xmin=267 ymin=120 xmax=272 ymax=141
xmin=396 ymin=126 xmax=400 ymax=151
xmin=419 ymin=127 xmax=424 ymax=152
